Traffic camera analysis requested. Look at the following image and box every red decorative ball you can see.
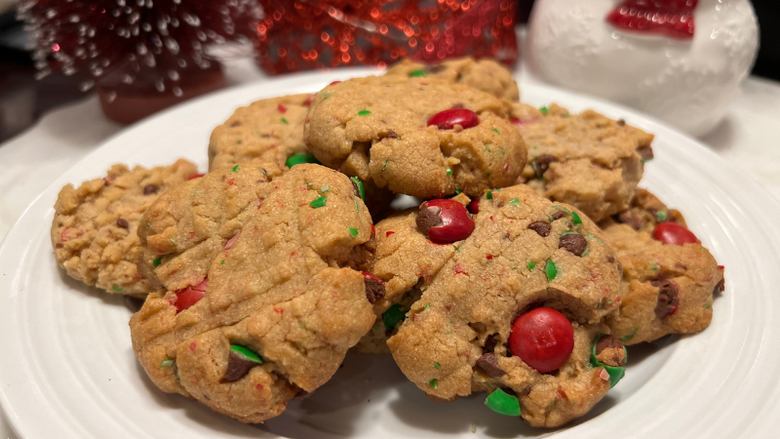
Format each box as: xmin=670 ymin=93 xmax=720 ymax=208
xmin=509 ymin=307 xmax=574 ymax=373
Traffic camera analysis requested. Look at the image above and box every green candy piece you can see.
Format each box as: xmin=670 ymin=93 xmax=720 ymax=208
xmin=656 ymin=211 xmax=668 ymax=222
xmin=484 ymin=388 xmax=522 ymax=417
xmin=590 ymin=334 xmax=627 ymax=388
xmin=540 ymin=106 xmax=549 ymax=115
xmin=429 ymin=379 xmax=438 ymax=389
xmin=230 ymin=344 xmax=263 ymax=364
xmin=112 ymin=285 xmax=122 ymax=292
xmin=358 ymin=110 xmax=371 ymax=116
xmin=160 ymin=359 xmax=174 ymax=367
xmin=350 ymin=176 xmax=365 ymax=200
xmin=280 ymin=117 xmax=289 ymax=124
xmin=152 ymin=257 xmax=162 ymax=268
xmin=527 ymin=262 xmax=536 ymax=270
xmin=545 ymin=260 xmax=557 ymax=281
xmin=571 ymin=211 xmax=582 ymax=226
xmin=231 ymin=164 xmax=240 ymax=172
xmin=409 ymin=70 xmax=426 ymax=77
xmin=310 ymin=196 xmax=327 ymax=208
xmin=286 ymin=153 xmax=320 ymax=168
xmin=383 ymin=304 xmax=407 ymax=330
xmin=348 ymin=227 xmax=359 ymax=237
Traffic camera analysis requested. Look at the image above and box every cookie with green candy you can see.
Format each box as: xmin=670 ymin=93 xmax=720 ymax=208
xmin=51 ymin=159 xmax=199 ymax=295
xmin=304 ymin=75 xmax=527 ymax=199
xmin=385 ymin=57 xmax=520 ymax=101
xmin=130 ymin=164 xmax=379 ymax=424
xmin=369 ymin=184 xmax=625 ymax=427
xmin=599 ymin=190 xmax=724 ymax=345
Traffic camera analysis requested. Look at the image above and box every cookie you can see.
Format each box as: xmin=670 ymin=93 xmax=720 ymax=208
xmin=304 ymin=75 xmax=527 ymax=199
xmin=375 ymin=184 xmax=624 ymax=427
xmin=600 ymin=190 xmax=724 ymax=344
xmin=514 ymin=103 xmax=654 ymax=222
xmin=385 ymin=57 xmax=520 ymax=101
xmin=51 ymin=159 xmax=198 ymax=295
xmin=129 ymin=164 xmax=378 ymax=423
xmin=208 ymin=94 xmax=312 ymax=172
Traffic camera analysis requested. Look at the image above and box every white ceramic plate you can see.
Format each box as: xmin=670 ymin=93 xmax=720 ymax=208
xmin=1 ymin=69 xmax=780 ymax=439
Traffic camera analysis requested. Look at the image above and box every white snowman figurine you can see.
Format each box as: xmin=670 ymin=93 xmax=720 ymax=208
xmin=526 ymin=0 xmax=759 ymax=137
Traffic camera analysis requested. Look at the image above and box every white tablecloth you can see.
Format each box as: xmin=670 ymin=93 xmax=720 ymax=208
xmin=0 ymin=57 xmax=779 ymax=437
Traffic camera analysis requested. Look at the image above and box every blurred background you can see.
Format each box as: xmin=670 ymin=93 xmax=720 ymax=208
xmin=0 ymin=0 xmax=776 ymax=142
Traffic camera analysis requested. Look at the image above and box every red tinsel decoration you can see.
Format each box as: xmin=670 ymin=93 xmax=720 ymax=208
xmin=255 ymin=0 xmax=518 ymax=75
xmin=18 ymin=0 xmax=262 ymax=93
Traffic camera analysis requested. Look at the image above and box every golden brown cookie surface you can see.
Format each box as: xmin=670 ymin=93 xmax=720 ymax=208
xmin=130 ymin=164 xmax=377 ymax=424
xmin=304 ymin=75 xmax=526 ymax=199
xmin=51 ymin=159 xmax=198 ymax=295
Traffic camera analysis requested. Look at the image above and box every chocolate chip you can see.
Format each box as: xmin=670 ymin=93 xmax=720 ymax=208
xmin=559 ymin=233 xmax=588 ymax=256
xmin=616 ymin=211 xmax=641 ymax=231
xmin=476 ymin=353 xmax=505 ymax=377
xmin=595 ymin=335 xmax=626 ymax=367
xmin=143 ymin=184 xmax=160 ymax=195
xmin=713 ymin=278 xmax=725 ymax=295
xmin=551 ymin=211 xmax=565 ymax=220
xmin=528 ymin=221 xmax=551 ymax=237
xmin=124 ymin=296 xmax=145 ymax=312
xmin=607 ymin=256 xmax=615 ymax=263
xmin=617 ymin=119 xmax=626 ymax=126
xmin=533 ymin=154 xmax=556 ymax=179
xmin=364 ymin=276 xmax=386 ymax=304
xmin=416 ymin=204 xmax=443 ymax=235
xmin=651 ymin=279 xmax=679 ymax=319
xmin=386 ymin=129 xmax=398 ymax=139
xmin=483 ymin=335 xmax=498 ymax=353
xmin=116 ymin=218 xmax=129 ymax=229
xmin=230 ymin=121 xmax=242 ymax=127
xmin=427 ymin=64 xmax=446 ymax=74
xmin=222 ymin=351 xmax=261 ymax=382
xmin=351 ymin=179 xmax=361 ymax=198
xmin=637 ymin=145 xmax=654 ymax=161
xmin=55 ymin=243 xmax=63 ymax=248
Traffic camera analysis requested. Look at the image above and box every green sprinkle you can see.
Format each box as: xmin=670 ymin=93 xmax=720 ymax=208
xmin=581 ymin=248 xmax=591 ymax=258
xmin=486 ymin=188 xmax=500 ymax=200
xmin=230 ymin=345 xmax=263 ymax=364
xmin=499 ymin=146 xmax=505 ymax=156
xmin=280 ymin=117 xmax=289 ymax=124
xmin=383 ymin=304 xmax=407 ymax=330
xmin=656 ymin=211 xmax=668 ymax=222
xmin=527 ymin=262 xmax=536 ymax=270
xmin=446 ymin=169 xmax=452 ymax=176
xmin=232 ymin=165 xmax=240 ymax=172
xmin=321 ymin=92 xmax=332 ymax=99
xmin=221 ymin=260 xmax=225 ymax=265
xmin=310 ymin=196 xmax=327 ymax=208
xmin=152 ymin=257 xmax=162 ymax=268
xmin=409 ymin=69 xmax=426 ymax=77
xmin=571 ymin=211 xmax=582 ymax=226
xmin=540 ymin=106 xmax=549 ymax=115
xmin=301 ymin=322 xmax=307 ymax=328
xmin=423 ymin=304 xmax=431 ymax=311
xmin=112 ymin=285 xmax=122 ymax=292
xmin=382 ymin=160 xmax=388 ymax=171
xmin=358 ymin=110 xmax=371 ymax=116
xmin=434 ymin=362 xmax=441 ymax=369
xmin=485 ymin=144 xmax=492 ymax=152
xmin=509 ymin=198 xmax=520 ymax=206
xmin=650 ymin=263 xmax=659 ymax=271
xmin=348 ymin=227 xmax=359 ymax=237
xmin=160 ymin=359 xmax=174 ymax=367
xmin=552 ymin=205 xmax=571 ymax=213
xmin=320 ymin=184 xmax=330 ymax=193
xmin=286 ymin=153 xmax=320 ymax=168
xmin=429 ymin=379 xmax=437 ymax=389
xmin=260 ymin=168 xmax=267 ymax=176
xmin=354 ymin=199 xmax=360 ymax=212
xmin=545 ymin=260 xmax=557 ymax=281
xmin=146 ymin=222 xmax=151 ymax=228
xmin=236 ymin=139 xmax=242 ymax=144
xmin=493 ymin=128 xmax=500 ymax=134
xmin=350 ymin=176 xmax=365 ymax=200
xmin=619 ymin=328 xmax=638 ymax=342
xmin=704 ymin=303 xmax=712 ymax=309
xmin=455 ymin=189 xmax=462 ymax=195
xmin=484 ymin=388 xmax=522 ymax=416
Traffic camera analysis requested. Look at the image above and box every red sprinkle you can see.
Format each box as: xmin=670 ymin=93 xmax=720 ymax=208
xmin=189 ymin=231 xmax=196 ymax=239
xmin=386 ymin=231 xmax=395 ymax=238
xmin=274 ymin=306 xmax=284 ymax=314
xmin=190 ymin=342 xmax=196 ymax=351
xmin=455 ymin=264 xmax=465 ymax=274
xmin=486 ymin=255 xmax=493 ymax=260
xmin=188 ymin=173 xmax=205 ymax=180
xmin=303 ymin=94 xmax=315 ymax=106
xmin=278 ymin=103 xmax=287 ymax=113
xmin=228 ymin=178 xmax=236 ymax=186
xmin=256 ymin=384 xmax=264 ymax=390
xmin=225 ymin=230 xmax=241 ymax=250
xmin=329 ymin=80 xmax=341 ymax=86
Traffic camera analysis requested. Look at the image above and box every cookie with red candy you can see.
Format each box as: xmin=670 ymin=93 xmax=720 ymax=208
xmin=600 ymin=189 xmax=724 ymax=344
xmin=304 ymin=75 xmax=527 ymax=199
xmin=130 ymin=164 xmax=379 ymax=423
xmin=51 ymin=159 xmax=199 ymax=295
xmin=370 ymin=184 xmax=625 ymax=427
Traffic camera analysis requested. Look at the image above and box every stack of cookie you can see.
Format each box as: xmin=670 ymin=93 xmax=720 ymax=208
xmin=50 ymin=56 xmax=724 ymax=429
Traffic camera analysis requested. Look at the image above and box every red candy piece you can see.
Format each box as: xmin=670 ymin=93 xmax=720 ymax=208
xmin=418 ymin=199 xmax=475 ymax=244
xmin=653 ymin=222 xmax=699 ymax=245
xmin=427 ymin=109 xmax=479 ymax=130
xmin=467 ymin=199 xmax=480 ymax=214
xmin=606 ymin=0 xmax=699 ymax=40
xmin=174 ymin=278 xmax=209 ymax=313
xmin=188 ymin=173 xmax=205 ymax=180
xmin=509 ymin=307 xmax=574 ymax=373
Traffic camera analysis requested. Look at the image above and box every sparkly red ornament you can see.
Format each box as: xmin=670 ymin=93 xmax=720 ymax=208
xmin=255 ymin=0 xmax=518 ymax=74
xmin=606 ymin=0 xmax=699 ymax=40
xmin=18 ymin=0 xmax=262 ymax=122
